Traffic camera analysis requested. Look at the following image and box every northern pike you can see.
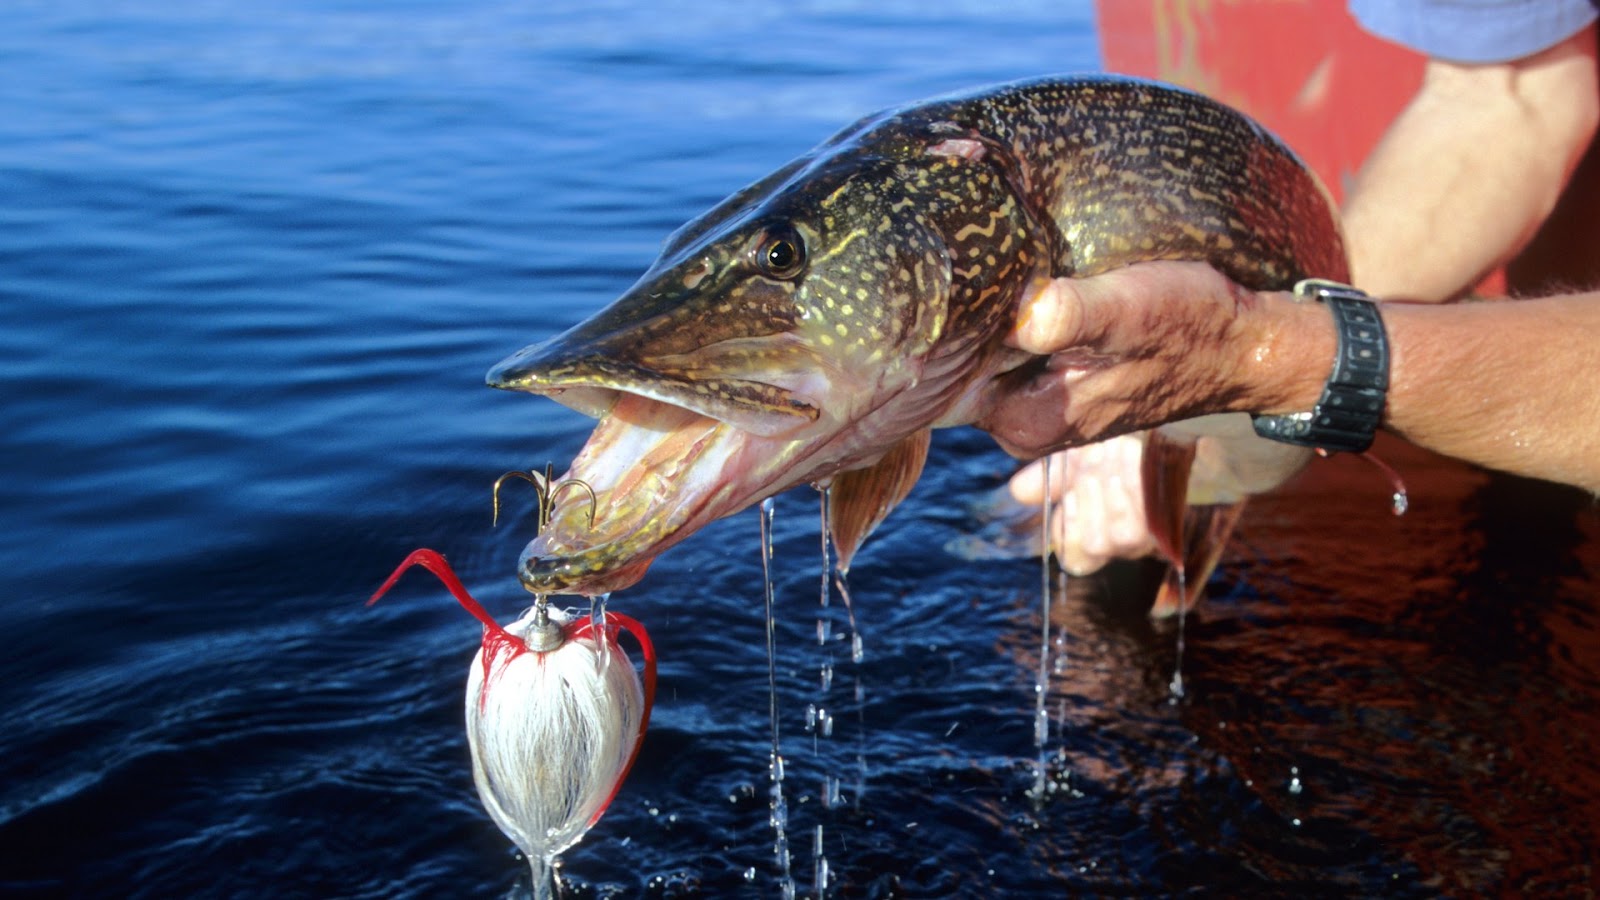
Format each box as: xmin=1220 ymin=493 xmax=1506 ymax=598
xmin=487 ymin=75 xmax=1345 ymax=608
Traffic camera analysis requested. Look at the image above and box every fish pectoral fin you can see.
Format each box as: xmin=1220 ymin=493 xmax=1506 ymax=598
xmin=1149 ymin=501 xmax=1247 ymax=618
xmin=1140 ymin=428 xmax=1197 ymax=567
xmin=827 ymin=429 xmax=933 ymax=576
xmin=1141 ymin=428 xmax=1244 ymax=617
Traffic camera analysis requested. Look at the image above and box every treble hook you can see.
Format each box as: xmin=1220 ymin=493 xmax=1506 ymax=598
xmin=547 ymin=478 xmax=599 ymax=533
xmin=491 ymin=463 xmax=599 ymax=534
xmin=489 ymin=463 xmax=601 ymax=646
xmin=492 ymin=468 xmax=548 ymax=528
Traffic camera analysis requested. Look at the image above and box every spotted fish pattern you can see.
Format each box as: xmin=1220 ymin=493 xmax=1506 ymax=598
xmin=488 ymin=75 xmax=1345 ymax=596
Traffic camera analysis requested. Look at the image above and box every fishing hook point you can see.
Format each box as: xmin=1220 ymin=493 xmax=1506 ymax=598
xmin=490 ymin=464 xmax=600 ymax=533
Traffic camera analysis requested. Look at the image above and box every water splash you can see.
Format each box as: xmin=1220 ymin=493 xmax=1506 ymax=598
xmin=759 ymin=497 xmax=796 ymax=899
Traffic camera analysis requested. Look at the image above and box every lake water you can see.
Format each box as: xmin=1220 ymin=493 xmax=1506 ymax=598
xmin=5 ymin=2 xmax=1600 ymax=897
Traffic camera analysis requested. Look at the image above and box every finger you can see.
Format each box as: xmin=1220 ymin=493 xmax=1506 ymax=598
xmin=1073 ymin=465 xmax=1110 ymax=562
xmin=1007 ymin=458 xmax=1045 ymax=504
xmin=1102 ymin=466 xmax=1155 ymax=556
xmin=1055 ymin=489 xmax=1104 ymax=576
xmin=1104 ymin=436 xmax=1157 ymax=555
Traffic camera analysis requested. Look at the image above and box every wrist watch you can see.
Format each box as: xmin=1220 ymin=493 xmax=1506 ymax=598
xmin=1250 ymin=279 xmax=1389 ymax=454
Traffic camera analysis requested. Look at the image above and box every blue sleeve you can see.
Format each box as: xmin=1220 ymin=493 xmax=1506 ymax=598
xmin=1349 ymin=0 xmax=1597 ymax=63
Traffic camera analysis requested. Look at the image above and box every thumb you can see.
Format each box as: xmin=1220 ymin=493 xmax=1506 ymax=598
xmin=1010 ymin=277 xmax=1083 ymax=354
xmin=1009 ymin=272 xmax=1128 ymax=355
xmin=1011 ymin=261 xmax=1242 ymax=357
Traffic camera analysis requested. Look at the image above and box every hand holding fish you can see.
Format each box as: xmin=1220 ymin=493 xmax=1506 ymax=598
xmin=982 ymin=259 xmax=1600 ymax=496
xmin=488 ymin=78 xmax=1349 ymax=599
xmin=978 ymin=260 xmax=1330 ymax=459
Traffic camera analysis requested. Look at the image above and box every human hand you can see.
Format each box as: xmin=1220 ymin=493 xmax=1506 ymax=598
xmin=977 ymin=261 xmax=1326 ymax=575
xmin=978 ymin=261 xmax=1314 ymax=459
xmin=1006 ymin=435 xmax=1157 ymax=575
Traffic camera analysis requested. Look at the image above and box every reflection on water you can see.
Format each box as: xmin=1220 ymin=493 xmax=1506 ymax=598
xmin=2 ymin=0 xmax=1598 ymax=897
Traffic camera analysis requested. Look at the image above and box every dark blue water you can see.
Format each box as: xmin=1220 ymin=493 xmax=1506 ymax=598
xmin=5 ymin=2 xmax=1600 ymax=898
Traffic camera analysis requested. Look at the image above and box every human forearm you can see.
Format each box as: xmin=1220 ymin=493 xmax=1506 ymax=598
xmin=983 ymin=263 xmax=1600 ymax=493
xmin=1204 ymin=285 xmax=1600 ymax=492
xmin=1342 ymin=30 xmax=1599 ymax=302
xmin=1374 ymin=297 xmax=1600 ymax=491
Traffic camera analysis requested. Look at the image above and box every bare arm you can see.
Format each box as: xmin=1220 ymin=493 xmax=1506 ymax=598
xmin=981 ymin=262 xmax=1600 ymax=493
xmin=1379 ymin=295 xmax=1600 ymax=489
xmin=1343 ymin=29 xmax=1599 ymax=301
xmin=996 ymin=27 xmax=1600 ymax=570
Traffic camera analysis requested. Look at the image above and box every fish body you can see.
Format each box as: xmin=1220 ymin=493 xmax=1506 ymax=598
xmin=489 ymin=75 xmax=1346 ymax=598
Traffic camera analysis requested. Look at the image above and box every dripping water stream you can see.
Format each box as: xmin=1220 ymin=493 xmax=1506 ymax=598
xmin=759 ymin=497 xmax=796 ymax=899
xmin=811 ymin=490 xmax=834 ymax=898
xmin=1029 ymin=457 xmax=1055 ymax=800
xmin=812 ymin=486 xmax=838 ymax=890
xmin=1170 ymin=568 xmax=1188 ymax=701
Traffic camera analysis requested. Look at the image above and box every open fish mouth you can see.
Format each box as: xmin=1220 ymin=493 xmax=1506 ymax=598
xmin=491 ymin=335 xmax=866 ymax=596
xmin=518 ymin=392 xmax=771 ymax=596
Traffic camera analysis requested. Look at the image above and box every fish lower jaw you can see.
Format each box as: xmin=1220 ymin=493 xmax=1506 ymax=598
xmin=513 ymin=459 xmax=761 ymax=596
xmin=516 ymin=540 xmax=657 ymax=596
xmin=516 ymin=398 xmax=780 ymax=595
xmin=516 ymin=386 xmax=887 ymax=595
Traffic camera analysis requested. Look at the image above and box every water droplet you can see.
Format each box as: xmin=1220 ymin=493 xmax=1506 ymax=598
xmin=1391 ymin=490 xmax=1409 ymax=516
xmin=850 ymin=633 xmax=864 ymax=663
xmin=1170 ymin=567 xmax=1189 ymax=700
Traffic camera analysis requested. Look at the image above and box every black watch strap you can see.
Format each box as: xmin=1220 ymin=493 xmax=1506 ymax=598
xmin=1251 ymin=279 xmax=1388 ymax=454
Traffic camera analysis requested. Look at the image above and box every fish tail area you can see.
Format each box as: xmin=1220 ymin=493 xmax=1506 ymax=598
xmin=1142 ymin=429 xmax=1246 ymax=617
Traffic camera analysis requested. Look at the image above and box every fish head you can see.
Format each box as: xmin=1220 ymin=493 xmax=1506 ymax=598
xmin=489 ymin=134 xmax=1055 ymax=595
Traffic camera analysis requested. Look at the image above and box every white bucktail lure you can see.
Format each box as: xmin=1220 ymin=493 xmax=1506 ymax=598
xmin=370 ymin=549 xmax=656 ymax=898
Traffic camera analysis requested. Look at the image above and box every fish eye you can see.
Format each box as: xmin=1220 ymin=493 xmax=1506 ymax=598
xmin=754 ymin=225 xmax=805 ymax=279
